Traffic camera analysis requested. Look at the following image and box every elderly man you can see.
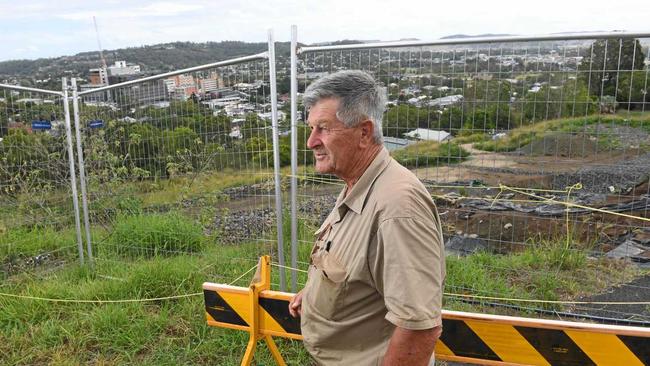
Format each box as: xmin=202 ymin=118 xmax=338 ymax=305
xmin=288 ymin=70 xmax=445 ymax=366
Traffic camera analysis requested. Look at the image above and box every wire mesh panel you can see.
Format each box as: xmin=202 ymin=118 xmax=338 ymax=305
xmin=75 ymin=54 xmax=287 ymax=283
xmin=292 ymin=34 xmax=650 ymax=324
xmin=0 ymin=84 xmax=83 ymax=279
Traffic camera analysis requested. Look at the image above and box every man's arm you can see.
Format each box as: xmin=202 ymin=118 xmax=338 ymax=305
xmin=382 ymin=325 xmax=441 ymax=366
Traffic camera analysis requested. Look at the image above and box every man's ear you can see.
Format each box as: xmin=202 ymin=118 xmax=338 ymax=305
xmin=359 ymin=120 xmax=374 ymax=147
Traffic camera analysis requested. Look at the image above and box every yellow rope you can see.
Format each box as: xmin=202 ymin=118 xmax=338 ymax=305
xmin=271 ymin=262 xmax=309 ymax=273
xmin=2 ymin=263 xmax=647 ymax=306
xmin=0 ymin=292 xmax=202 ymax=303
xmin=288 ymin=173 xmax=586 ymax=193
xmin=289 ymin=172 xmax=649 ymax=222
xmin=227 ymin=264 xmax=260 ymax=285
xmin=286 ymin=174 xmax=344 ymax=186
xmin=429 ymin=184 xmax=573 ymax=193
xmin=0 ymin=264 xmax=259 ymax=304
xmin=564 ymin=183 xmax=582 ymax=251
xmin=500 ymin=183 xmax=650 ymax=223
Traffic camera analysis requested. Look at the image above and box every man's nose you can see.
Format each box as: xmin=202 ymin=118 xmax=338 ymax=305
xmin=306 ymin=129 xmax=320 ymax=150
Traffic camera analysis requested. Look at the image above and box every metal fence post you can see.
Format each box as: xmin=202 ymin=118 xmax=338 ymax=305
xmin=289 ymin=25 xmax=299 ymax=293
xmin=268 ymin=28 xmax=286 ymax=291
xmin=61 ymin=77 xmax=85 ymax=265
xmin=71 ymin=78 xmax=94 ymax=266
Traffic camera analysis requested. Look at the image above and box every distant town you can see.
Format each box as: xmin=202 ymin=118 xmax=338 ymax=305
xmin=1 ymin=38 xmax=649 ymax=146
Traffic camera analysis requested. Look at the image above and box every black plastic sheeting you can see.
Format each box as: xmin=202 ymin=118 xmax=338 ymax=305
xmin=458 ymin=194 xmax=650 ymax=217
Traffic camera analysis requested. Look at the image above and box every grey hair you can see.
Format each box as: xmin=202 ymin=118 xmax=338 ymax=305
xmin=303 ymin=70 xmax=386 ymax=144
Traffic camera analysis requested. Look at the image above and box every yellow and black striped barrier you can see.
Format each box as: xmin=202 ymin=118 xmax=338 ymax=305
xmin=203 ymin=256 xmax=650 ymax=365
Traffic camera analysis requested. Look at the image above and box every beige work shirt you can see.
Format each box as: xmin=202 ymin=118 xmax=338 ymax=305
xmin=301 ymin=147 xmax=445 ymax=366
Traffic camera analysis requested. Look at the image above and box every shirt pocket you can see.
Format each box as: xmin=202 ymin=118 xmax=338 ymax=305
xmin=309 ymin=250 xmax=349 ymax=320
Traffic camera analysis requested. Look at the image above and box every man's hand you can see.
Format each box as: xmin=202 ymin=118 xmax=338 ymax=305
xmin=288 ymin=290 xmax=303 ymax=317
xmin=382 ymin=325 xmax=441 ymax=366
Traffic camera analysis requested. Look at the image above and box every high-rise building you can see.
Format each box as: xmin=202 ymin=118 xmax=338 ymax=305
xmin=89 ymin=68 xmax=108 ymax=85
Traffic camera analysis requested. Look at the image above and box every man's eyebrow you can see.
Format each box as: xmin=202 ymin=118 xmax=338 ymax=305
xmin=309 ymin=119 xmax=331 ymax=126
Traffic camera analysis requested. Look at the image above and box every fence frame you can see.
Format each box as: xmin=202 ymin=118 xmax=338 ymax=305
xmin=288 ymin=27 xmax=650 ymax=292
xmin=70 ymin=78 xmax=94 ymax=267
xmin=0 ymin=80 xmax=86 ymax=264
xmin=71 ymin=32 xmax=286 ymax=286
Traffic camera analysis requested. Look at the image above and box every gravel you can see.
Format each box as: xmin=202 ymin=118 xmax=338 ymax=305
xmin=551 ymin=153 xmax=650 ymax=194
xmin=575 ymin=273 xmax=650 ymax=323
xmin=212 ymin=208 xmax=276 ymax=244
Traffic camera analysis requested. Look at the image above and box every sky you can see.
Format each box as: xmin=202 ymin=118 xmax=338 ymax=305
xmin=0 ymin=0 xmax=648 ymax=62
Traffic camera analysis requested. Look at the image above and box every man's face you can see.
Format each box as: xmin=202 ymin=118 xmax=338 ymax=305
xmin=306 ymin=98 xmax=360 ymax=177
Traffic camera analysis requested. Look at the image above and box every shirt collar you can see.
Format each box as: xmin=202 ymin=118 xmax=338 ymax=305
xmin=333 ymin=147 xmax=392 ymax=217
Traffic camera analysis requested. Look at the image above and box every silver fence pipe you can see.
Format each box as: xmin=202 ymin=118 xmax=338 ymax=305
xmin=289 ymin=25 xmax=299 ymax=292
xmin=61 ymin=77 xmax=85 ymax=265
xmin=71 ymin=78 xmax=94 ymax=266
xmin=0 ymin=83 xmax=63 ymax=96
xmin=299 ymin=31 xmax=650 ymax=53
xmin=78 ymin=52 xmax=268 ymax=96
xmin=268 ymin=29 xmax=286 ymax=291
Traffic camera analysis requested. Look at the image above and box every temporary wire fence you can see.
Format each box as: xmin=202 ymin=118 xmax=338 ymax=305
xmin=2 ymin=30 xmax=650 ymax=330
xmin=289 ymin=31 xmax=650 ymax=323
xmin=0 ymin=81 xmax=87 ymax=279
xmin=72 ymin=46 xmax=290 ymax=288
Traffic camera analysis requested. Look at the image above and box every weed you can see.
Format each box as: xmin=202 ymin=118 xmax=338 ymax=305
xmin=107 ymin=213 xmax=205 ymax=257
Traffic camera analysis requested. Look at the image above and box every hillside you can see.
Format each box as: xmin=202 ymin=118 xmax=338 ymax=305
xmin=0 ymin=41 xmax=292 ymax=86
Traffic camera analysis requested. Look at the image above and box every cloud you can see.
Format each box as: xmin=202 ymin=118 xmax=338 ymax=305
xmin=1 ymin=0 xmax=648 ymax=61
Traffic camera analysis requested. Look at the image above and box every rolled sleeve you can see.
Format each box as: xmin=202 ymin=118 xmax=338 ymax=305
xmin=373 ymin=217 xmax=445 ymax=330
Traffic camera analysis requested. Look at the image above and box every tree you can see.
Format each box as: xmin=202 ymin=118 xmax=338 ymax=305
xmin=438 ymin=107 xmax=464 ymax=132
xmin=580 ymin=38 xmax=646 ymax=101
xmin=383 ymin=105 xmax=424 ymax=138
xmin=0 ymin=129 xmax=67 ymax=194
xmin=522 ymin=80 xmax=596 ymax=122
xmin=241 ymin=112 xmax=270 ymax=140
xmin=616 ymin=70 xmax=650 ymax=110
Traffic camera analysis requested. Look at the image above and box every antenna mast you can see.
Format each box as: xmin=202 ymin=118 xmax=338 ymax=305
xmin=93 ymin=16 xmax=108 ymax=85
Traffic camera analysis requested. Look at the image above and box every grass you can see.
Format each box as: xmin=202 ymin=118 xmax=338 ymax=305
xmin=392 ymin=141 xmax=470 ymax=168
xmin=452 ymin=132 xmax=490 ymax=144
xmin=0 ymin=146 xmax=646 ymax=363
xmin=1 ymin=209 xmax=643 ymax=365
xmin=0 ymin=226 xmax=78 ymax=263
xmin=107 ymin=213 xmax=205 ymax=257
xmin=0 ymin=236 xmax=313 ymax=365
xmin=445 ymin=238 xmax=639 ymax=312
xmin=473 ymin=112 xmax=650 ymax=152
xmin=133 ymin=168 xmax=275 ymax=207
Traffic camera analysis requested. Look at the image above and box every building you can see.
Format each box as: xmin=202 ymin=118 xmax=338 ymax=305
xmin=89 ymin=68 xmax=108 ymax=85
xmin=108 ymin=61 xmax=141 ymax=77
xmin=383 ymin=136 xmax=416 ymax=151
xmin=165 ymin=74 xmax=198 ymax=100
xmin=15 ymin=98 xmax=45 ymax=105
xmin=128 ymin=80 xmax=168 ymax=105
xmin=403 ymin=128 xmax=451 ymax=142
xmin=79 ymin=84 xmax=110 ymax=104
xmin=201 ymin=78 xmax=219 ymax=93
xmin=257 ymin=110 xmax=287 ymax=121
xmin=428 ymin=95 xmax=464 ymax=108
